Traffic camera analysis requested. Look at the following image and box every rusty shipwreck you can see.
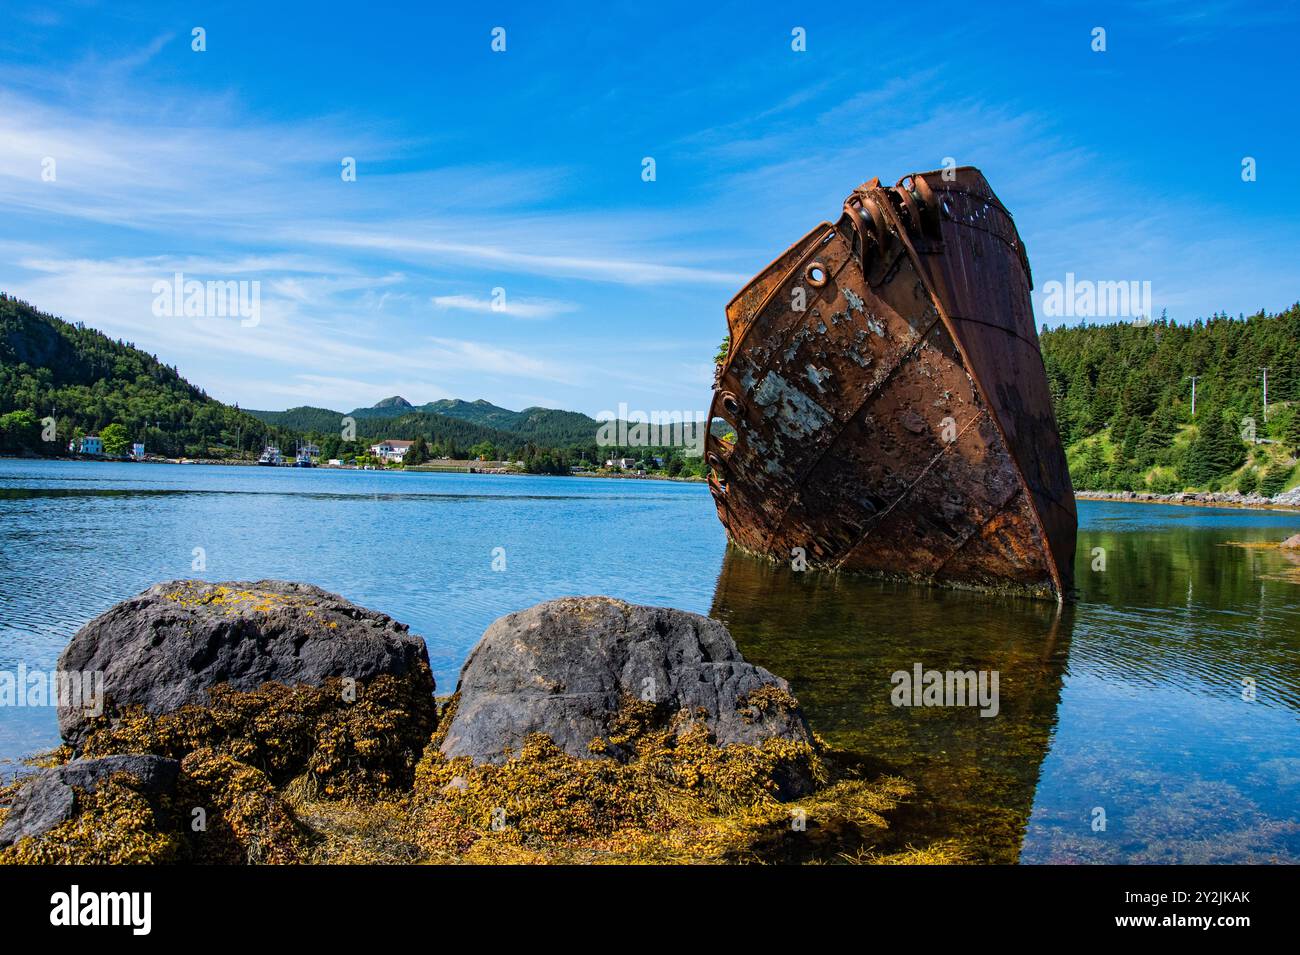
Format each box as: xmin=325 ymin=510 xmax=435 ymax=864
xmin=706 ymin=166 xmax=1077 ymax=599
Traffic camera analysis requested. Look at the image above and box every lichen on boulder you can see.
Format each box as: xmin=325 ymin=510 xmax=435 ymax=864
xmin=2 ymin=580 xmax=438 ymax=865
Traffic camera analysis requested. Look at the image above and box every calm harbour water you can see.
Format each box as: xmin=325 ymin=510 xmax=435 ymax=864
xmin=2 ymin=459 xmax=1298 ymax=863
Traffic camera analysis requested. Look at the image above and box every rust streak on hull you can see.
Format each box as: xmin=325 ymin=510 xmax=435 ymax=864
xmin=707 ymin=167 xmax=1077 ymax=600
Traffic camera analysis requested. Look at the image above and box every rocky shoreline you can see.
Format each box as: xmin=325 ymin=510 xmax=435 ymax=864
xmin=1076 ymin=487 xmax=1300 ymax=511
xmin=0 ymin=581 xmax=940 ymax=865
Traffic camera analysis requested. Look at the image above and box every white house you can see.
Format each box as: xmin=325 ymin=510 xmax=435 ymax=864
xmin=370 ymin=439 xmax=414 ymax=462
xmin=605 ymin=456 xmax=637 ymax=469
xmin=79 ymin=435 xmax=104 ymax=455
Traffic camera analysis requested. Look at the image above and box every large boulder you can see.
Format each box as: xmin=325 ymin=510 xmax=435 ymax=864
xmin=0 ymin=754 xmax=179 ymax=848
xmin=1281 ymin=533 xmax=1300 ymax=550
xmin=57 ymin=580 xmax=433 ymax=745
xmin=439 ymin=596 xmax=813 ymax=764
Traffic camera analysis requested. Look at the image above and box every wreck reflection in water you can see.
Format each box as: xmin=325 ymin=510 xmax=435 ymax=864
xmin=711 ymin=500 xmax=1300 ymax=863
xmin=711 ymin=549 xmax=1072 ymax=863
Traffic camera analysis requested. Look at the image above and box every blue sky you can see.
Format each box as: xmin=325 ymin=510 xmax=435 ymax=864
xmin=1 ymin=0 xmax=1296 ymax=416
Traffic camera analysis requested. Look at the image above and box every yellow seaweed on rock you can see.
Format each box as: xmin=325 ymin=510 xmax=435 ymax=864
xmin=0 ymin=753 xmax=310 ymax=865
xmin=0 ymin=772 xmax=182 ymax=865
xmin=397 ymin=693 xmax=946 ymax=864
xmin=177 ymin=747 xmax=308 ymax=864
xmin=78 ymin=670 xmax=437 ymax=796
xmin=3 ymin=683 xmax=966 ymax=865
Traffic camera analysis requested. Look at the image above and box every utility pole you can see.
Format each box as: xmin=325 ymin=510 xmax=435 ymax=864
xmin=1187 ymin=375 xmax=1200 ymax=418
xmin=1259 ymin=366 xmax=1270 ymax=421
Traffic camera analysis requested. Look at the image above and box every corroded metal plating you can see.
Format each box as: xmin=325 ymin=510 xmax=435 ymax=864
xmin=707 ymin=167 xmax=1077 ymax=599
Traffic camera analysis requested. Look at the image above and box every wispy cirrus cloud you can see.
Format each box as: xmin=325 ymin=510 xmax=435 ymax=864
xmin=0 ymin=87 xmax=745 ymax=289
xmin=311 ymin=227 xmax=745 ymax=287
xmin=431 ymin=293 xmax=577 ymax=320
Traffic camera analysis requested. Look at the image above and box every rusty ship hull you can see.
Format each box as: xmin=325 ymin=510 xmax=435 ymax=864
xmin=706 ymin=166 xmax=1077 ymax=599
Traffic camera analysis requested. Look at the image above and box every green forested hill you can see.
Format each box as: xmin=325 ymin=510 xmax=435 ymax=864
xmin=0 ymin=297 xmax=692 ymax=474
xmin=507 ymin=406 xmax=606 ymax=445
xmin=0 ymin=294 xmax=290 ymax=457
xmin=356 ymin=411 xmax=520 ymax=451
xmin=0 ymin=295 xmax=645 ymax=469
xmin=248 ymin=397 xmax=604 ymax=450
xmin=422 ymin=398 xmax=519 ymax=427
xmin=1040 ymin=305 xmax=1300 ymax=494
xmin=242 ymin=405 xmax=343 ymax=434
xmin=422 ymin=398 xmax=598 ymax=441
xmin=347 ymin=396 xmax=600 ymax=445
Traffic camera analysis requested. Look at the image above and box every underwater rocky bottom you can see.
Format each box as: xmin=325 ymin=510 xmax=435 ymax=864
xmin=0 ymin=581 xmax=962 ymax=865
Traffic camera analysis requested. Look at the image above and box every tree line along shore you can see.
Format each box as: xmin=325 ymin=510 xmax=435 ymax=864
xmin=3 ymin=294 xmax=1299 ymax=494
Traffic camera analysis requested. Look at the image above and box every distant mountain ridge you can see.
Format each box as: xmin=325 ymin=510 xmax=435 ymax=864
xmin=246 ymin=396 xmax=603 ymax=447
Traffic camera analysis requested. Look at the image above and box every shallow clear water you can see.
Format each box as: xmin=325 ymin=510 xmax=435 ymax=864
xmin=2 ymin=459 xmax=1297 ymax=863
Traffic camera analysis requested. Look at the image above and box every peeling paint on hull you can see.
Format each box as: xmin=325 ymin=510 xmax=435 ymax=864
xmin=707 ymin=167 xmax=1077 ymax=600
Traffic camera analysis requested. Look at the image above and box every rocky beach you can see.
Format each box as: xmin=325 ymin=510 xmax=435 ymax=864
xmin=1075 ymin=487 xmax=1300 ymax=510
xmin=0 ymin=580 xmax=945 ymax=865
